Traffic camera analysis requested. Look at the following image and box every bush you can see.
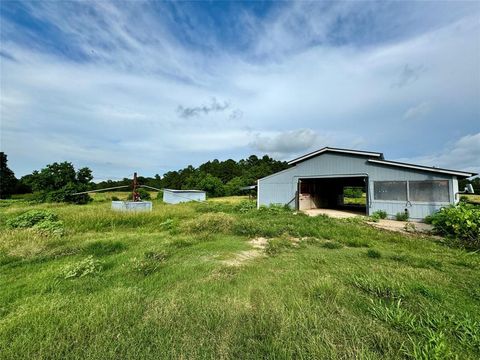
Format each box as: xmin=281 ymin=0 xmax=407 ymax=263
xmin=33 ymin=220 xmax=65 ymax=236
xmin=428 ymin=203 xmax=480 ymax=249
xmin=61 ymin=256 xmax=103 ymax=279
xmin=7 ymin=210 xmax=64 ymax=236
xmin=344 ymin=187 xmax=363 ymax=198
xmin=7 ymin=210 xmax=58 ymax=228
xmin=234 ymin=200 xmax=256 ymax=213
xmin=45 ymin=183 xmax=92 ymax=204
xmin=371 ymin=210 xmax=387 ymax=220
xmin=396 ymin=211 xmax=409 ymax=221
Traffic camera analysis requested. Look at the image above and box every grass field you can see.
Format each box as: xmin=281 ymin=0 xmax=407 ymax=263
xmin=1 ymin=195 xmax=479 ymax=359
xmin=464 ymin=194 xmax=480 ymax=204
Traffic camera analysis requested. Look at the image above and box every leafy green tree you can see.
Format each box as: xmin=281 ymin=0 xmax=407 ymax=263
xmin=26 ymin=162 xmax=76 ymax=192
xmin=459 ymin=177 xmax=480 ymax=194
xmin=76 ymin=167 xmax=93 ymax=185
xmin=197 ymin=174 xmax=225 ymax=197
xmin=0 ymin=152 xmax=17 ymax=198
xmin=225 ymin=177 xmax=248 ymax=196
xmin=19 ymin=161 xmax=94 ymax=204
xmin=88 ymin=154 xmax=288 ymax=198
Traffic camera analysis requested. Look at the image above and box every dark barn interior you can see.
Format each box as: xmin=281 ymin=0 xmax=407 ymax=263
xmin=298 ymin=176 xmax=367 ymax=214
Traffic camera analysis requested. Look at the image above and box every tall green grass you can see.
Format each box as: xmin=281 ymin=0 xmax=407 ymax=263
xmin=0 ymin=197 xmax=479 ymax=359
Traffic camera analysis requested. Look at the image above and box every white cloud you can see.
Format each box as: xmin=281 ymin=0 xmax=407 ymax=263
xmin=1 ymin=2 xmax=479 ymax=180
xmin=250 ymin=129 xmax=319 ymax=154
xmin=396 ymin=133 xmax=480 ymax=175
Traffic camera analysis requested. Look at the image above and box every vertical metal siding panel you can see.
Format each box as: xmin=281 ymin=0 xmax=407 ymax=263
xmin=163 ymin=190 xmax=205 ymax=204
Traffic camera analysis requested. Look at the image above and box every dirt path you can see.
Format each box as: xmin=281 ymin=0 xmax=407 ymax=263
xmin=367 ymin=219 xmax=433 ymax=235
xmin=222 ymin=237 xmax=268 ymax=266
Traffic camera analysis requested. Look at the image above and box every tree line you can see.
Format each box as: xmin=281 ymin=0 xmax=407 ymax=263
xmin=0 ymin=152 xmax=289 ymax=201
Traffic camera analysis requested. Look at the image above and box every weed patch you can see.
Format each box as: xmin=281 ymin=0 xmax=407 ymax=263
xmin=6 ymin=209 xmax=64 ymax=236
xmin=265 ymin=237 xmax=294 ymax=256
xmin=7 ymin=209 xmax=58 ymax=228
xmin=61 ymin=256 xmax=103 ymax=279
xmin=133 ymin=250 xmax=169 ymax=275
xmin=183 ymin=212 xmax=235 ymax=234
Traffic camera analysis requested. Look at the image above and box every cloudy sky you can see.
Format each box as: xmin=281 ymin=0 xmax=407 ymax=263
xmin=1 ymin=1 xmax=479 ymax=180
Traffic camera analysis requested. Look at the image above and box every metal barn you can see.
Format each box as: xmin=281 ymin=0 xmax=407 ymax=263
xmin=257 ymin=147 xmax=476 ymax=220
xmin=163 ymin=189 xmax=206 ymax=204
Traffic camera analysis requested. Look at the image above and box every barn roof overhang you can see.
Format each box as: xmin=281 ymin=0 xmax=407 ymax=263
xmin=368 ymin=159 xmax=477 ymax=178
xmin=288 ymin=147 xmax=383 ymax=165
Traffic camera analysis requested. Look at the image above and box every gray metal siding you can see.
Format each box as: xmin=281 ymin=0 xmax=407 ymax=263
xmin=258 ymin=153 xmax=455 ymax=219
xmin=163 ymin=190 xmax=206 ymax=204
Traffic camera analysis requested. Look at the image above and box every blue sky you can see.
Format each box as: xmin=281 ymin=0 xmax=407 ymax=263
xmin=1 ymin=1 xmax=479 ymax=180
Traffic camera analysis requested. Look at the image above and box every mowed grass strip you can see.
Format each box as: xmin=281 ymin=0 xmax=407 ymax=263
xmin=0 ymin=197 xmax=479 ymax=359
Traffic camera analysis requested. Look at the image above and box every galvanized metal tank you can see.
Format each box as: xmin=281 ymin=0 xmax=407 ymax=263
xmin=111 ymin=201 xmax=152 ymax=212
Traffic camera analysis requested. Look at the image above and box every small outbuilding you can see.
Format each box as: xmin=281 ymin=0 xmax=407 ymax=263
xmin=163 ymin=189 xmax=206 ymax=204
xmin=257 ymin=147 xmax=476 ymax=220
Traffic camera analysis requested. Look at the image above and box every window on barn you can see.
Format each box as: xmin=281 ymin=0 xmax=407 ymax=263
xmin=374 ymin=181 xmax=407 ymax=201
xmin=409 ymin=180 xmax=449 ymax=202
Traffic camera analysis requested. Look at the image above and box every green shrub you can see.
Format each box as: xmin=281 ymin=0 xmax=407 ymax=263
xmin=395 ymin=211 xmax=409 ymax=221
xmin=7 ymin=210 xmax=64 ymax=236
xmin=7 ymin=210 xmax=58 ymax=228
xmin=371 ymin=210 xmax=387 ymax=220
xmin=33 ymin=220 xmax=65 ymax=236
xmin=45 ymin=183 xmax=92 ymax=204
xmin=428 ymin=203 xmax=480 ymax=249
xmin=111 ymin=196 xmax=120 ymax=201
xmin=234 ymin=200 xmax=256 ymax=213
xmin=61 ymin=256 xmax=103 ymax=279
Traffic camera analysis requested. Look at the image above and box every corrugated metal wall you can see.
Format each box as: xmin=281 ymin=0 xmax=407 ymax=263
xmin=163 ymin=190 xmax=206 ymax=204
xmin=258 ymin=152 xmax=456 ymax=220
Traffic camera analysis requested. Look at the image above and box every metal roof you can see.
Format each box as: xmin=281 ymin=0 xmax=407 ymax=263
xmin=283 ymin=146 xmax=476 ymax=179
xmin=368 ymin=159 xmax=477 ymax=178
xmin=288 ymin=147 xmax=383 ymax=165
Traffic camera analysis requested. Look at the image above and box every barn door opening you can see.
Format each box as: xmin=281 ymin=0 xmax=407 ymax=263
xmin=298 ymin=176 xmax=368 ymax=215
